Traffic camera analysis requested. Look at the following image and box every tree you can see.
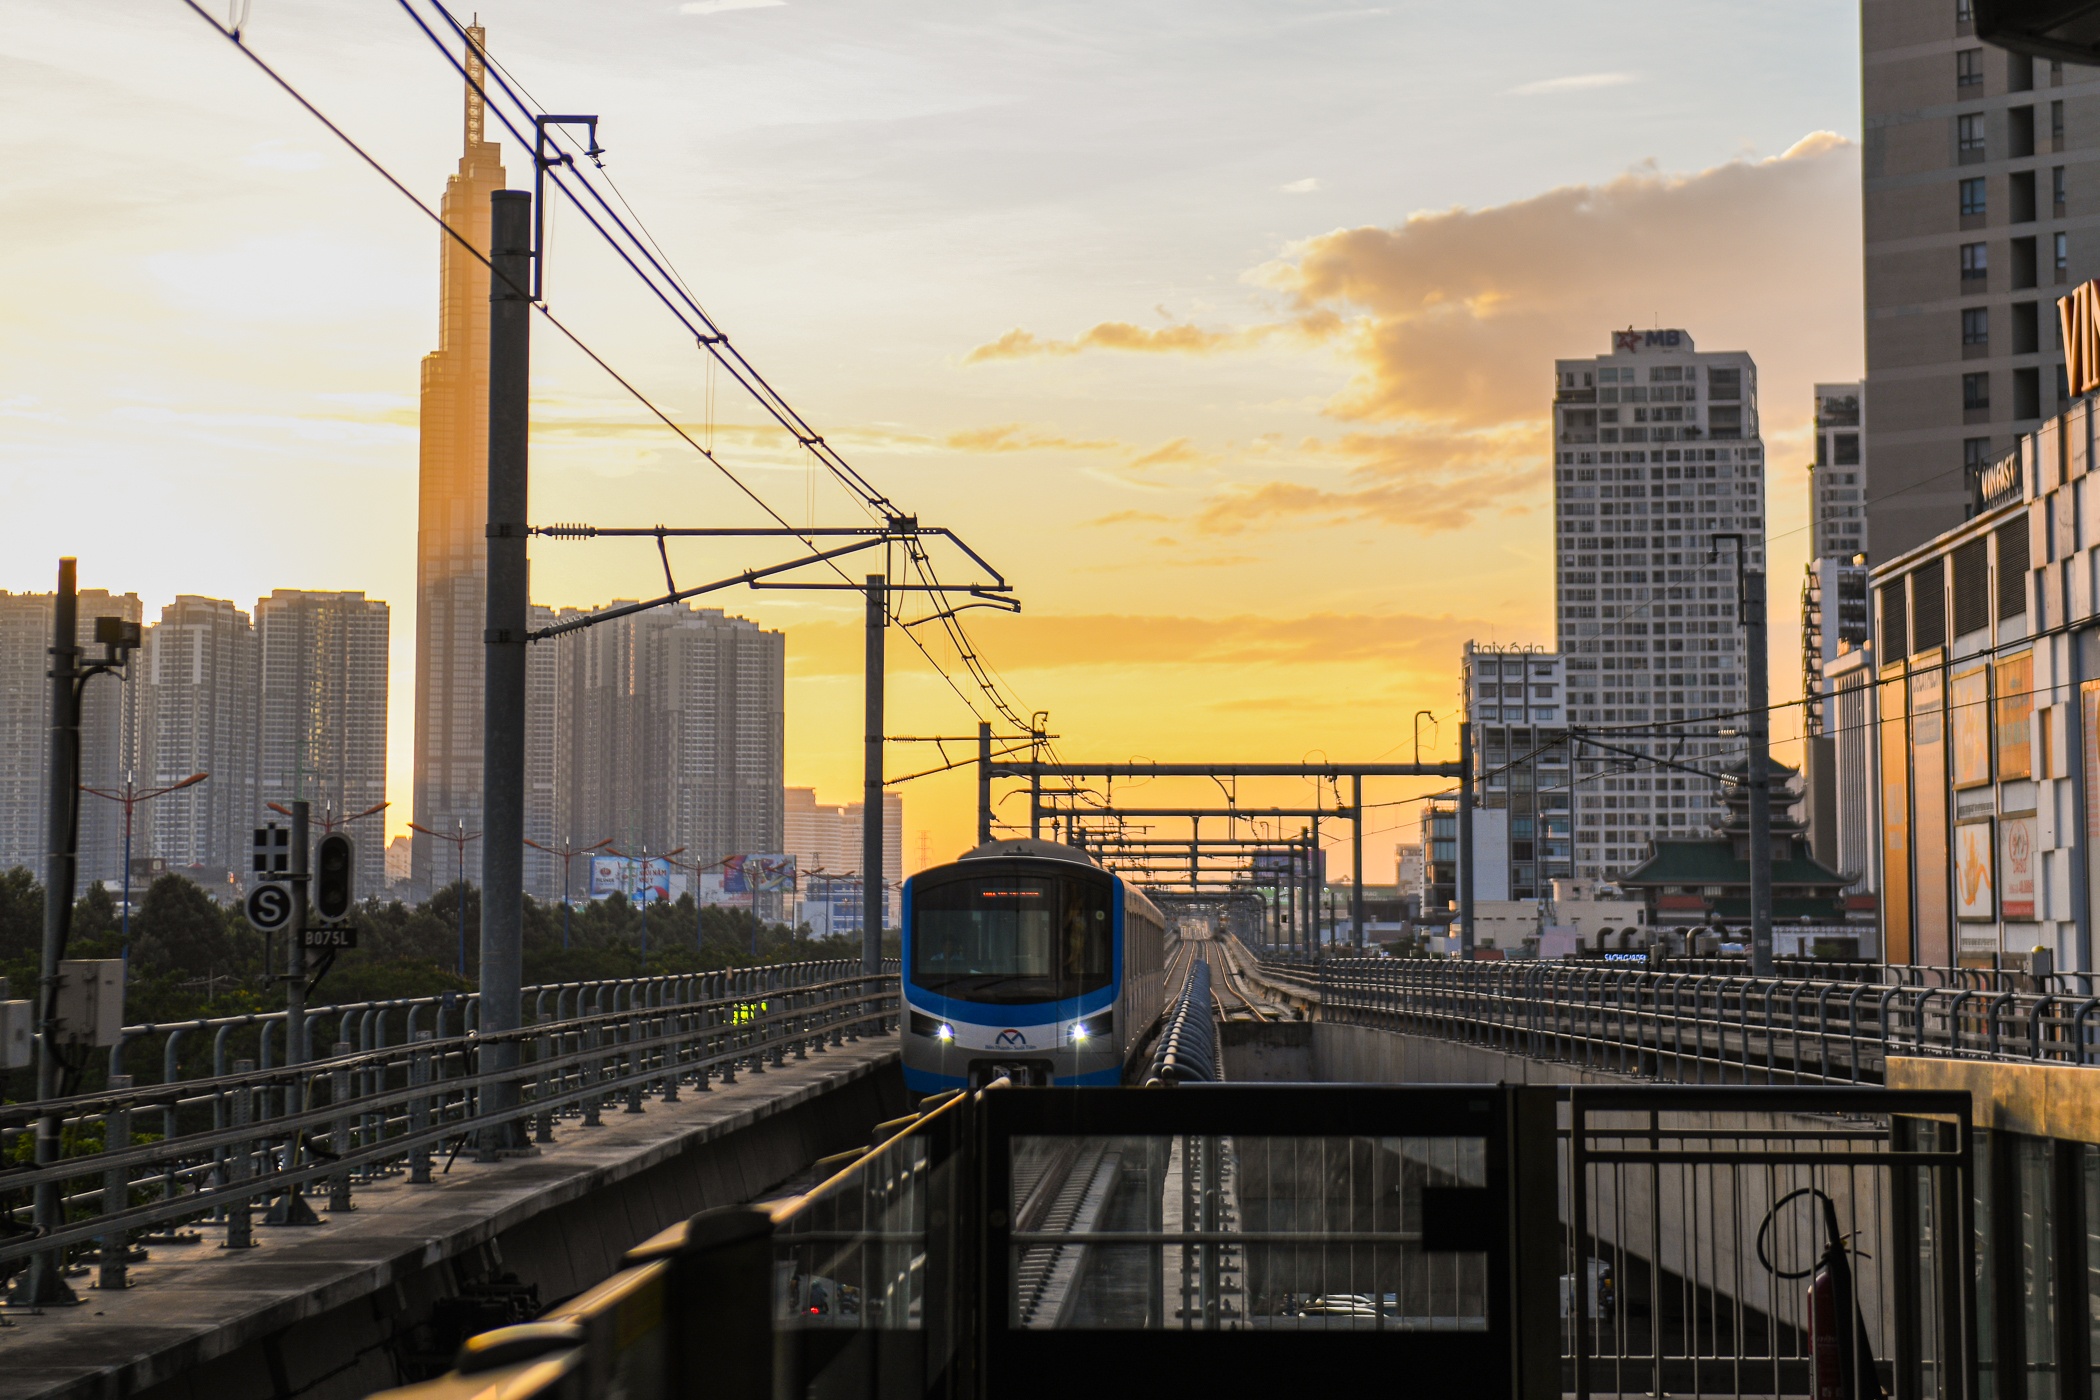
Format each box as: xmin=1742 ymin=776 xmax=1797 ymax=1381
xmin=131 ymin=874 xmax=243 ymax=979
xmin=0 ymin=867 xmax=41 ymax=964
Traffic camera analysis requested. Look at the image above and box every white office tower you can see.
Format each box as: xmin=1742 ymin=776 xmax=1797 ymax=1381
xmin=254 ymin=590 xmax=391 ymax=895
xmin=140 ymin=597 xmax=258 ymax=883
xmin=1551 ymin=329 xmax=1766 ymax=880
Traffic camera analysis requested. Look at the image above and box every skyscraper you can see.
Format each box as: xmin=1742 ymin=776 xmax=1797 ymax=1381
xmin=411 ymin=24 xmax=506 ymax=895
xmin=1863 ymin=4 xmax=2092 ymax=557
xmin=1459 ymin=642 xmax=1572 ymax=900
xmin=1552 ymin=329 xmax=1766 ymax=880
xmin=0 ymin=586 xmax=144 ymax=885
xmin=1801 ymin=384 xmax=1873 ymax=738
xmin=139 ymin=597 xmax=257 ymax=881
xmin=256 ymin=590 xmax=390 ymax=894
xmin=522 ymin=602 xmax=786 ymax=901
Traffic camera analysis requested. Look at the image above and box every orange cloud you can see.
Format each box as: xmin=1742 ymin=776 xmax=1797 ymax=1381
xmin=942 ymin=423 xmax=1119 ymax=453
xmin=1127 ymin=437 xmax=1204 ymax=471
xmin=964 ymin=320 xmax=1273 ymax=363
xmin=1260 ymin=132 xmax=1859 ymax=430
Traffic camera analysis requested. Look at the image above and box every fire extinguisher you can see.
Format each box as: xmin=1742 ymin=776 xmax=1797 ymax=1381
xmin=1757 ymin=1187 xmax=1887 ymax=1400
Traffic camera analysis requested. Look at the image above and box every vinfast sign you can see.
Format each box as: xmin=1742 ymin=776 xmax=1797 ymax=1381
xmin=2060 ymin=280 xmax=2100 ymax=397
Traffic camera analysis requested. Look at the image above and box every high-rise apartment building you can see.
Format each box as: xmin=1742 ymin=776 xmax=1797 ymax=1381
xmin=783 ymin=787 xmax=903 ymax=926
xmin=522 ymin=602 xmax=785 ymax=902
xmin=1802 ymin=384 xmax=1874 ymax=737
xmin=139 ymin=597 xmax=257 ymax=882
xmin=411 ymin=25 xmax=506 ymax=894
xmin=1460 ymin=643 xmax=1572 ymax=900
xmin=1863 ymin=2 xmax=2094 ymax=558
xmin=255 ymin=591 xmax=390 ymax=894
xmin=0 ymin=586 xmax=145 ymax=885
xmin=1552 ymin=329 xmax=1766 ymax=879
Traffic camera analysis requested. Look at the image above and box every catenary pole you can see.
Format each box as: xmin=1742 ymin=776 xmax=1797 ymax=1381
xmin=1459 ymin=721 xmax=1475 ymax=960
xmin=481 ymin=189 xmax=531 ymax=1149
xmin=863 ymin=574 xmax=885 ymax=973
xmin=977 ymin=720 xmax=992 ymax=845
xmin=1351 ymin=774 xmax=1365 ymax=948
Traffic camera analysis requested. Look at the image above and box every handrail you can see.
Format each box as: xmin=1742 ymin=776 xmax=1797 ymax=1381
xmin=0 ymin=958 xmax=901 ymax=1276
xmin=1267 ymin=951 xmax=2096 ymax=1086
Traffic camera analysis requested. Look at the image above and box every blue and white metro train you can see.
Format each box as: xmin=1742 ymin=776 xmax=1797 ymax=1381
xmin=901 ymin=839 xmax=1167 ymax=1091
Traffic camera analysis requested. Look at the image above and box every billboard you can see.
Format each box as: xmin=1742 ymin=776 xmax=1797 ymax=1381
xmin=699 ymin=872 xmax=751 ymax=910
xmin=723 ymin=853 xmax=797 ymax=894
xmin=588 ymin=856 xmax=687 ymax=907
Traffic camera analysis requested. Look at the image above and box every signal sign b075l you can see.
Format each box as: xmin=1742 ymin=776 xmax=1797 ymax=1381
xmin=316 ymin=834 xmax=356 ymax=920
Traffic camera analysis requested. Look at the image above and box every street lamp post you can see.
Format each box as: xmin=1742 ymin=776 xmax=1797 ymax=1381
xmin=409 ymin=821 xmax=481 ymax=977
xmin=523 ymin=837 xmax=612 ymax=949
xmin=608 ymin=846 xmax=683 ymax=964
xmin=81 ymin=771 xmax=208 ymax=959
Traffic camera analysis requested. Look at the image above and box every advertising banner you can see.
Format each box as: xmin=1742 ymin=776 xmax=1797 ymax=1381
xmin=1955 ymin=821 xmax=1996 ymax=922
xmin=1950 ymin=663 xmax=1990 ymax=788
xmin=699 ymin=872 xmax=751 ymax=910
xmin=588 ymin=856 xmax=685 ymax=907
xmin=2001 ymin=815 xmax=2037 ymax=920
xmin=723 ymin=854 xmax=797 ymax=894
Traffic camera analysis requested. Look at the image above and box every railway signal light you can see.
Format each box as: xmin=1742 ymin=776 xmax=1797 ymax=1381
xmin=316 ymin=833 xmax=356 ymax=920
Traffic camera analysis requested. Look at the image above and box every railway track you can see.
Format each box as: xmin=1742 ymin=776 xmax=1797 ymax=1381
xmin=1196 ymin=937 xmax=1274 ymax=1022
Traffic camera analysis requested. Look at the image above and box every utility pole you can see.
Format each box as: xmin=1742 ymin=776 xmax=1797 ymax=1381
xmin=1458 ymin=721 xmax=1475 ymax=960
xmin=863 ymin=574 xmax=885 ymax=973
xmin=1351 ymin=774 xmax=1364 ymax=949
xmin=976 ymin=720 xmax=992 ymax=845
xmin=28 ymin=559 xmax=80 ymax=1308
xmin=481 ymin=188 xmax=531 ymax=1151
xmin=1744 ymin=567 xmax=1774 ymax=977
xmin=1714 ymin=534 xmax=1773 ymax=977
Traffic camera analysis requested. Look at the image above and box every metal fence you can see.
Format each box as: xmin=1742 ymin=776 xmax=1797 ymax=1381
xmin=371 ymin=1082 xmax=1977 ymax=1400
xmin=1564 ymin=1085 xmax=1974 ymax=1400
xmin=0 ymin=959 xmax=897 ymax=1283
xmin=1261 ymin=955 xmax=2100 ymax=1082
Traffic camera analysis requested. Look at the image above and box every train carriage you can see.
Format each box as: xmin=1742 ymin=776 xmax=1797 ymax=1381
xmin=901 ymin=839 xmax=1165 ymax=1091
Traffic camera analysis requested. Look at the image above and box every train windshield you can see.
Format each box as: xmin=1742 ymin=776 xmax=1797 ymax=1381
xmin=910 ymin=871 xmax=1113 ymax=1004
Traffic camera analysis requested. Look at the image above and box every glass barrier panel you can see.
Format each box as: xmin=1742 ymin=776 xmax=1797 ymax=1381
xmin=1007 ymin=1134 xmax=1490 ymax=1331
xmin=774 ymin=1131 xmax=936 ymax=1333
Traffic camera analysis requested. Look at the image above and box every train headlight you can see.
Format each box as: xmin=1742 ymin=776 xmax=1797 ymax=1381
xmin=937 ymin=1023 xmax=954 ymax=1042
xmin=1071 ymin=1023 xmax=1089 ymax=1042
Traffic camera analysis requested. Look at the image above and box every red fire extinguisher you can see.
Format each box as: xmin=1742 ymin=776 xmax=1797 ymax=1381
xmin=1758 ymin=1187 xmax=1887 ymax=1400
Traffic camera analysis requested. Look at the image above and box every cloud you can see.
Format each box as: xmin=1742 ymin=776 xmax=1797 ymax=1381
xmin=679 ymin=0 xmax=784 ymax=12
xmin=963 ymin=320 xmax=1277 ymax=364
xmin=1127 ymin=437 xmax=1203 ymax=471
xmin=1280 ymin=177 xmax=1321 ymax=193
xmin=942 ymin=423 xmax=1118 ymax=453
xmin=1257 ymin=132 xmax=1857 ymax=431
xmin=1088 ymin=509 xmax=1171 ymax=526
xmin=956 ymin=133 xmax=1860 ymax=536
xmin=1506 ymin=72 xmax=1637 ymax=96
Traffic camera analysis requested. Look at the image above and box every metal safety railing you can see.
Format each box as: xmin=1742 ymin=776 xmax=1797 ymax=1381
xmin=375 ymin=1081 xmax=1977 ymax=1400
xmin=0 ymin=959 xmax=899 ymax=1283
xmin=1293 ymin=954 xmax=2100 ymax=1082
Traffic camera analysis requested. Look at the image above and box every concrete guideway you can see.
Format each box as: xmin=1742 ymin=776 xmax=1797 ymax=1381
xmin=1 ymin=1036 xmax=901 ymax=1400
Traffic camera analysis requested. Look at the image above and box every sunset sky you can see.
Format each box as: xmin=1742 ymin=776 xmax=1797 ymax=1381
xmin=3 ymin=0 xmax=1864 ymax=881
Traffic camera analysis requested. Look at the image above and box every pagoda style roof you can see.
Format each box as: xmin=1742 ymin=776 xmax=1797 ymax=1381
xmin=1617 ymin=835 xmax=1850 ymax=892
